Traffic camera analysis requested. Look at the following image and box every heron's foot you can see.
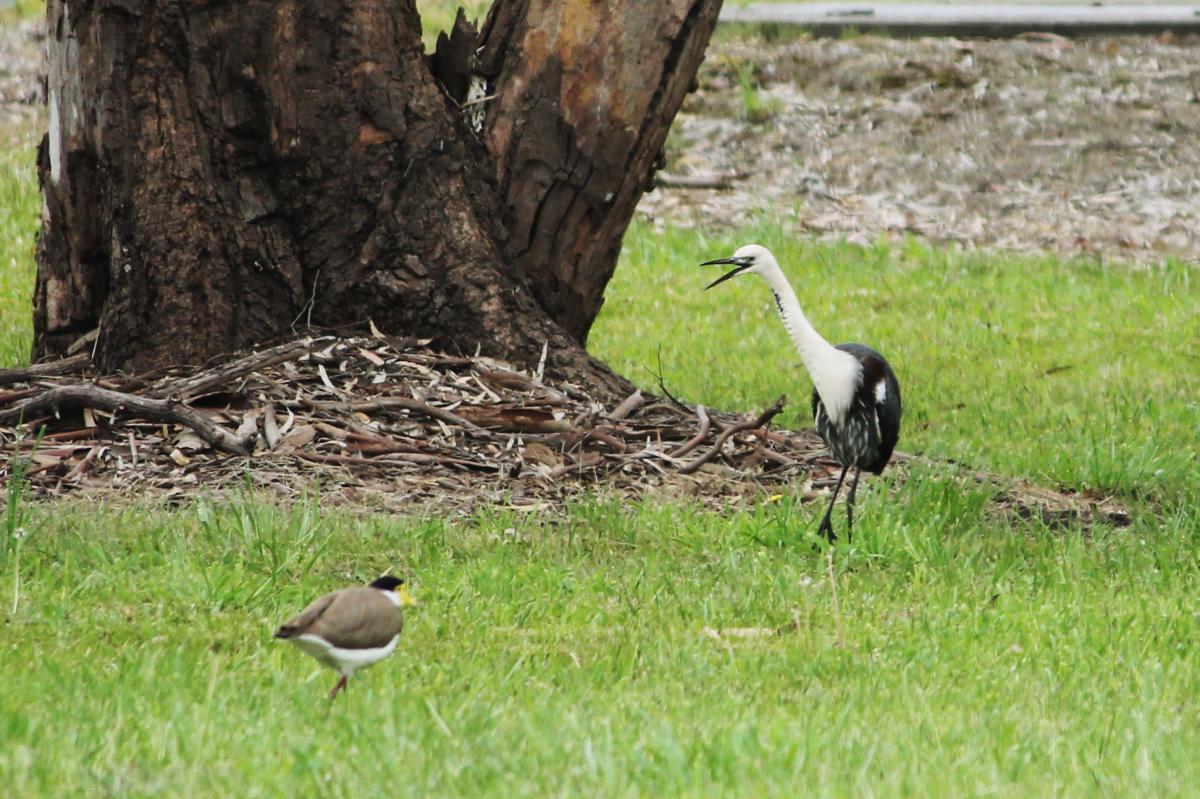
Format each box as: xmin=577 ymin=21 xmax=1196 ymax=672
xmin=817 ymin=517 xmax=837 ymax=544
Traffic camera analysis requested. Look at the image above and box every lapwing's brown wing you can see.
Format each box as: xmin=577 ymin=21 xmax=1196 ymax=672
xmin=275 ymin=590 xmax=339 ymax=639
xmin=285 ymin=587 xmax=404 ymax=650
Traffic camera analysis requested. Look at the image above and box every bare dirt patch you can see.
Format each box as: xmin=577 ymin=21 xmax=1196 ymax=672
xmin=646 ymin=33 xmax=1200 ymax=266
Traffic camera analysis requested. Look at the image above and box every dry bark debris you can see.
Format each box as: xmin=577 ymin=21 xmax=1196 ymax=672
xmin=0 ymin=335 xmax=1128 ymax=527
xmin=0 ymin=335 xmax=828 ymax=512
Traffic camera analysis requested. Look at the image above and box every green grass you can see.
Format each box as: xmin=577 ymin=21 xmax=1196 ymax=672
xmin=1 ymin=3 xmax=492 ymax=49
xmin=2 ymin=490 xmax=1199 ymax=796
xmin=417 ymin=0 xmax=493 ymax=48
xmin=0 ymin=123 xmax=39 ymax=367
xmin=0 ymin=0 xmax=42 ymax=25
xmin=3 ymin=25 xmax=1200 ymax=794
xmin=1 ymin=0 xmax=486 ymax=29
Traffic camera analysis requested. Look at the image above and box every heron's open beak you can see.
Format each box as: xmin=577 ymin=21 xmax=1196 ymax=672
xmin=700 ymin=257 xmax=752 ymax=290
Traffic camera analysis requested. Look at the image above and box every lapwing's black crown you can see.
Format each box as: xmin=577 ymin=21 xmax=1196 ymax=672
xmin=369 ymin=575 xmax=405 ymax=590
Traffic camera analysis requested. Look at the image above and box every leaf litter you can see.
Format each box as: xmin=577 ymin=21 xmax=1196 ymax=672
xmin=0 ymin=335 xmax=1127 ymax=530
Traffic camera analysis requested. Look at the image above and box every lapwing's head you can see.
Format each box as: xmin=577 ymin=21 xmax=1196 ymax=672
xmin=370 ymin=575 xmax=419 ymax=607
xmin=700 ymin=243 xmax=776 ymax=289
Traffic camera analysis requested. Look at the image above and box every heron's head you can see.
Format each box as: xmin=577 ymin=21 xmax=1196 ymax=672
xmin=700 ymin=244 xmax=776 ymax=289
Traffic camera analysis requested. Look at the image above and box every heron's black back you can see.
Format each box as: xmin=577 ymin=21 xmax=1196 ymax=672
xmin=811 ymin=343 xmax=901 ymax=475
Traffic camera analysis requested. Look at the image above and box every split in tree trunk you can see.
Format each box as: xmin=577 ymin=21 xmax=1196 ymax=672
xmin=33 ymin=0 xmax=723 ymax=401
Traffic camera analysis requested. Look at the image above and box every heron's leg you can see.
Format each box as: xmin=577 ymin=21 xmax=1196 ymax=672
xmin=329 ymin=674 xmax=348 ymax=702
xmin=845 ymin=467 xmax=862 ymax=539
xmin=816 ymin=464 xmax=850 ymax=543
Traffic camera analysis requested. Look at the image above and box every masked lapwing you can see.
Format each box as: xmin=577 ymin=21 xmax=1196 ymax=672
xmin=275 ymin=575 xmax=418 ymax=701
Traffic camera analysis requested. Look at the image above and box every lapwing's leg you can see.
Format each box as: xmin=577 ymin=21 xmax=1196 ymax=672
xmin=330 ymin=675 xmax=348 ymax=702
xmin=845 ymin=467 xmax=862 ymax=540
xmin=816 ymin=464 xmax=850 ymax=543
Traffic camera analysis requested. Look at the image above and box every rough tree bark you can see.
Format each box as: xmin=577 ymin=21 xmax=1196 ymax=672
xmin=33 ymin=0 xmax=722 ymax=398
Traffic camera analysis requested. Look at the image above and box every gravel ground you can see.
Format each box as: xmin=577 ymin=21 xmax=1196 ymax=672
xmin=644 ymin=32 xmax=1200 ymax=266
xmin=0 ymin=20 xmax=40 ymax=132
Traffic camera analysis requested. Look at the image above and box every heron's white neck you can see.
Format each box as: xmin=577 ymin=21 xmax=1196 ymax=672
xmin=758 ymin=258 xmax=860 ymax=424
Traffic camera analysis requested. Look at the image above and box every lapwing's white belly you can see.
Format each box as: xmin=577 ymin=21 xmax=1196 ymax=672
xmin=291 ymin=634 xmax=400 ymax=677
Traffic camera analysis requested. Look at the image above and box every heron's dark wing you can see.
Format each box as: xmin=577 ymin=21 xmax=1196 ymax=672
xmin=835 ymin=343 xmax=902 ymax=474
xmin=865 ymin=355 xmax=901 ymax=474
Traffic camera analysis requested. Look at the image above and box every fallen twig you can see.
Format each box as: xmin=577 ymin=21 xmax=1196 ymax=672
xmin=0 ymin=384 xmax=254 ymax=455
xmin=0 ymin=387 xmax=43 ymax=405
xmin=656 ymin=171 xmax=744 ymax=190
xmin=648 ymin=345 xmax=692 ymax=414
xmin=668 ymin=404 xmax=711 ymax=458
xmin=679 ymin=395 xmax=787 ymax=474
xmin=294 ymin=396 xmax=483 ymax=431
xmin=608 ymin=390 xmax=645 ymax=421
xmin=548 ymin=451 xmax=604 ymax=479
xmin=298 ymin=451 xmax=496 ymax=471
xmin=0 ymin=353 xmax=92 ymax=387
xmin=154 ymin=338 xmax=327 ymax=400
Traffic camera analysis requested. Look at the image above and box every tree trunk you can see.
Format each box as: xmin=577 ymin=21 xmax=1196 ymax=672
xmin=33 ymin=0 xmax=721 ymax=398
